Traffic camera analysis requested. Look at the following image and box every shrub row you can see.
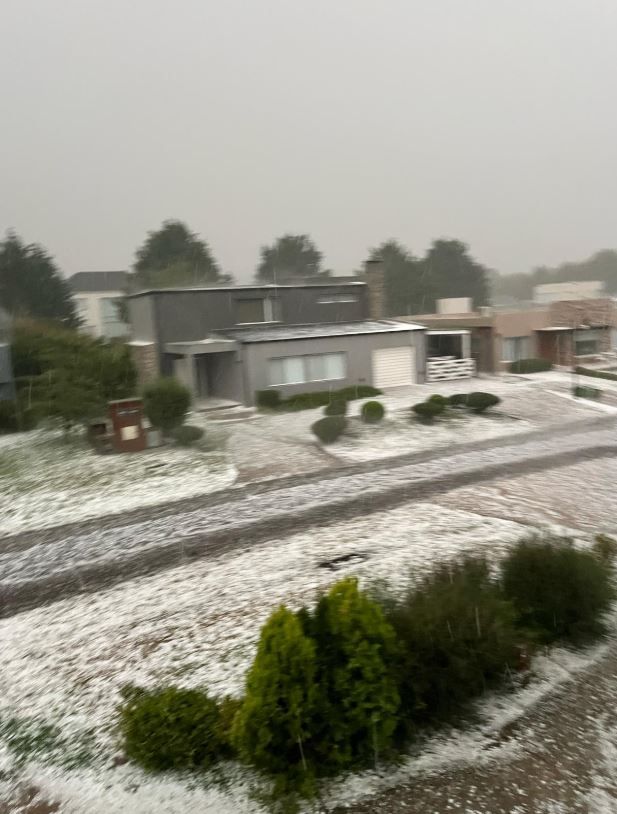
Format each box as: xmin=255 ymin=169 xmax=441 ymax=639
xmin=509 ymin=358 xmax=553 ymax=374
xmin=412 ymin=391 xmax=500 ymax=422
xmin=575 ymin=366 xmax=617 ymax=383
xmin=119 ymin=536 xmax=615 ymax=800
xmin=256 ymin=385 xmax=382 ymax=411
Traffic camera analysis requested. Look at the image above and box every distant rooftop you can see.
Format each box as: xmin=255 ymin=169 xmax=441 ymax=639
xmin=69 ymin=271 xmax=128 ymax=292
xmin=128 ymin=280 xmax=365 ymax=297
xmin=221 ymin=319 xmax=424 ymax=343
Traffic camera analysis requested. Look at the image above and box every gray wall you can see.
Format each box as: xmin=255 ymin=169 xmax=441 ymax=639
xmin=195 ymin=352 xmax=245 ymax=402
xmin=242 ymin=330 xmax=425 ymax=405
xmin=129 ymin=284 xmax=368 ymax=346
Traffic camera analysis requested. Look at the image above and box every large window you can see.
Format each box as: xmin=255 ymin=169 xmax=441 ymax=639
xmin=236 ymin=298 xmax=275 ymax=324
xmin=502 ymin=336 xmax=530 ymax=362
xmin=317 ymin=294 xmax=359 ymax=304
xmin=575 ymin=329 xmax=602 ymax=357
xmin=100 ymin=297 xmax=127 ymax=338
xmin=268 ymin=352 xmax=346 ymax=385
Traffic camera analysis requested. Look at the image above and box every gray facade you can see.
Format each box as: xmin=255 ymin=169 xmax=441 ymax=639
xmin=127 ymin=279 xmax=426 ymax=406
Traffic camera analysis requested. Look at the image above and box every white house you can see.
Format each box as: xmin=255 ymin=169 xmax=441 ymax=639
xmin=69 ymin=271 xmax=129 ymax=338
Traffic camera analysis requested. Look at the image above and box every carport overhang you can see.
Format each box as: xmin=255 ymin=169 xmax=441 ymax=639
xmin=164 ymin=337 xmax=240 ymax=355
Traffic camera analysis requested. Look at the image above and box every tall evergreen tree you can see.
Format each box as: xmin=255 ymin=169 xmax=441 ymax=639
xmin=0 ymin=232 xmax=77 ymax=326
xmin=132 ymin=220 xmax=229 ymax=287
xmin=421 ymin=239 xmax=490 ymax=310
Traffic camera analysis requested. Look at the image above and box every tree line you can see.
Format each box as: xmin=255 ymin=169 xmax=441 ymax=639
xmin=0 ymin=221 xmax=494 ymax=326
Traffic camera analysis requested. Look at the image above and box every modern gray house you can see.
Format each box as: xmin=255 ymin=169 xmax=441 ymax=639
xmin=127 ymin=272 xmax=427 ymax=406
xmin=0 ymin=306 xmax=15 ymax=401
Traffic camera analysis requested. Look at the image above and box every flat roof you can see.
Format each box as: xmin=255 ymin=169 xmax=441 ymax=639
xmin=221 ymin=320 xmax=425 ymax=344
xmin=128 ymin=281 xmax=365 ymax=297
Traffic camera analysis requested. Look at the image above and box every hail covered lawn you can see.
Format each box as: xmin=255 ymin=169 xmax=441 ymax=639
xmin=0 ymin=500 xmax=587 ymax=813
xmin=0 ymin=428 xmax=236 ymax=535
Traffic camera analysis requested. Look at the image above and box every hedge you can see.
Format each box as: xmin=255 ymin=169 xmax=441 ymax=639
xmin=575 ymin=366 xmax=617 ymax=383
xmin=509 ymin=358 xmax=553 ymax=374
xmin=360 ymin=400 xmax=385 ymax=423
xmin=324 ymin=398 xmax=348 ymax=417
xmin=411 ymin=401 xmax=444 ymax=422
xmin=501 ymin=536 xmax=615 ymax=643
xmin=311 ymin=416 xmax=347 ymax=444
xmin=256 ymin=386 xmax=382 ymax=412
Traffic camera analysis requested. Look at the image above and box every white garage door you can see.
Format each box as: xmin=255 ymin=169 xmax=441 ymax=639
xmin=372 ymin=346 xmax=415 ymax=388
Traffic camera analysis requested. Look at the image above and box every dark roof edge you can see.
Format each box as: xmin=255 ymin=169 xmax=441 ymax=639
xmin=127 ymin=282 xmax=366 ymax=298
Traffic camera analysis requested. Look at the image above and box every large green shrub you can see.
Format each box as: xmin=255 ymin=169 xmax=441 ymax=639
xmin=466 ymin=392 xmax=501 ymax=414
xmin=411 ymin=401 xmax=444 ymax=423
xmin=324 ymin=398 xmax=348 ymax=417
xmin=380 ymin=557 xmax=521 ymax=733
xmin=299 ymin=578 xmax=400 ymax=772
xmin=311 ymin=416 xmax=347 ymax=444
xmin=501 ymin=537 xmax=615 ymax=644
xmin=171 ymin=424 xmax=204 ymax=446
xmin=509 ymin=358 xmax=553 ymax=374
xmin=0 ymin=400 xmax=18 ymax=433
xmin=119 ymin=686 xmax=225 ymax=771
xmin=428 ymin=394 xmax=448 ymax=408
xmin=448 ymin=393 xmax=468 ymax=408
xmin=232 ymin=607 xmax=318 ymax=786
xmin=143 ymin=377 xmax=191 ymax=433
xmin=360 ymin=400 xmax=385 ymax=423
xmin=256 ymin=389 xmax=281 ymax=409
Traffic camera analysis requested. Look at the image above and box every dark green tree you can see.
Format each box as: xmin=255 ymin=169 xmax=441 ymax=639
xmin=301 ymin=578 xmax=400 ymax=772
xmin=256 ymin=234 xmax=326 ymax=282
xmin=232 ymin=606 xmax=318 ymax=788
xmin=420 ymin=239 xmax=491 ymax=311
xmin=0 ymin=232 xmax=77 ymax=326
xmin=368 ymin=240 xmax=428 ymax=315
xmin=132 ymin=220 xmax=229 ymax=288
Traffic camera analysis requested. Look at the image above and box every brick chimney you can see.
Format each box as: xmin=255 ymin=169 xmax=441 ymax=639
xmin=365 ymin=258 xmax=385 ymax=320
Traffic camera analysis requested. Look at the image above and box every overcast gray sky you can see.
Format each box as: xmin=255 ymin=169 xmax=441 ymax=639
xmin=1 ymin=0 xmax=616 ymax=281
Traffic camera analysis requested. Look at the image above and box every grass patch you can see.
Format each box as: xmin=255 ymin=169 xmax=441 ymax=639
xmin=0 ymin=716 xmax=97 ymax=769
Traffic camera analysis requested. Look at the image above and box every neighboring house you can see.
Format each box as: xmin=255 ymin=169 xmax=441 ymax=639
xmin=0 ymin=306 xmax=15 ymax=401
xmin=409 ymin=293 xmax=617 ymax=372
xmin=69 ymin=271 xmax=129 ymax=338
xmin=533 ymin=281 xmax=605 ymax=304
xmin=127 ymin=273 xmax=427 ymax=405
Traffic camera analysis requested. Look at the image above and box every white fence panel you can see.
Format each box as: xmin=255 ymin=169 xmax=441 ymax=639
xmin=426 ymin=357 xmax=476 ymax=382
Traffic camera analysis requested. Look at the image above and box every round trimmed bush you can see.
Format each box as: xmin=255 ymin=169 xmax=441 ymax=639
xmin=119 ymin=686 xmax=225 ymax=771
xmin=360 ymin=400 xmax=385 ymax=423
xmin=466 ymin=392 xmax=500 ymax=414
xmin=143 ymin=377 xmax=191 ymax=433
xmin=412 ymin=401 xmax=444 ymax=423
xmin=428 ymin=394 xmax=448 ymax=408
xmin=256 ymin=389 xmax=281 ymax=409
xmin=501 ymin=537 xmax=615 ymax=643
xmin=311 ymin=415 xmax=347 ymax=444
xmin=324 ymin=398 xmax=348 ymax=417
xmin=171 ymin=424 xmax=204 ymax=446
xmin=448 ymin=393 xmax=468 ymax=408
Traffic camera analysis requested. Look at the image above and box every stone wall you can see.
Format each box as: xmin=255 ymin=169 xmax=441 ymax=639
xmin=130 ymin=342 xmax=159 ymax=387
xmin=365 ymin=260 xmax=386 ymax=320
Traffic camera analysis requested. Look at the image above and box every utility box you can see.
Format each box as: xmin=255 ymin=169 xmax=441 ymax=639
xmin=108 ymin=398 xmax=147 ymax=453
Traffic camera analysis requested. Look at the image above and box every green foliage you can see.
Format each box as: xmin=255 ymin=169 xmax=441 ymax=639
xmin=509 ymin=358 xmax=553 ymax=374
xmin=0 ymin=400 xmax=18 ymax=433
xmin=428 ymin=394 xmax=448 ymax=407
xmin=448 ymin=393 xmax=468 ymax=407
xmin=171 ymin=424 xmax=204 ymax=446
xmin=593 ymin=534 xmax=617 ymax=563
xmin=132 ymin=220 xmax=228 ymax=288
xmin=380 ymin=558 xmax=522 ymax=732
xmin=573 ymin=384 xmax=601 ymax=400
xmin=337 ymin=385 xmax=382 ymax=400
xmin=0 ymin=231 xmax=77 ymax=326
xmin=256 ymin=389 xmax=282 ymax=409
xmin=10 ymin=320 xmax=137 ymax=430
xmin=143 ymin=377 xmax=191 ymax=433
xmin=466 ymin=392 xmax=501 ymax=413
xmin=501 ymin=537 xmax=615 ymax=644
xmin=300 ymin=578 xmax=400 ymax=772
xmin=367 ymin=238 xmax=490 ymax=316
xmin=119 ymin=686 xmax=225 ymax=772
xmin=411 ymin=400 xmax=444 ymax=422
xmin=232 ymin=607 xmax=318 ymax=784
xmin=256 ymin=234 xmax=326 ymax=283
xmin=360 ymin=400 xmax=385 ymax=423
xmin=575 ymin=366 xmax=617 ymax=382
xmin=311 ymin=416 xmax=347 ymax=444
xmin=324 ymin=398 xmax=348 ymax=417
xmin=0 ymin=715 xmax=96 ymax=769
